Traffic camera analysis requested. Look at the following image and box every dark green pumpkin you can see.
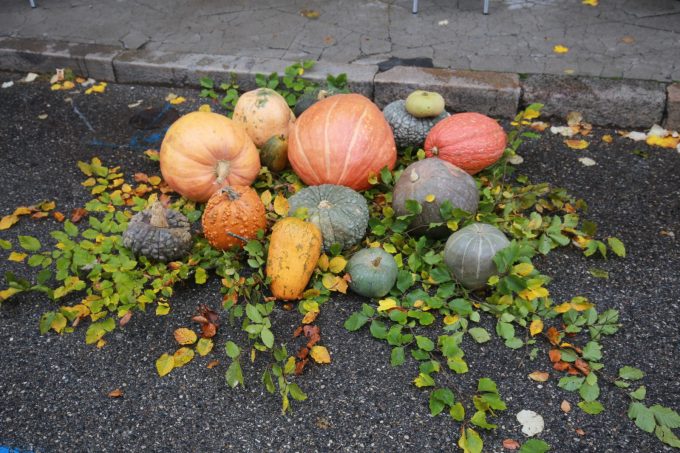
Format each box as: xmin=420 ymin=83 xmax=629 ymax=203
xmin=260 ymin=134 xmax=288 ymax=172
xmin=392 ymin=158 xmax=479 ymax=238
xmin=288 ymin=184 xmax=369 ymax=251
xmin=293 ymin=88 xmax=341 ymax=117
xmin=346 ymin=247 xmax=398 ymax=298
xmin=443 ymin=223 xmax=510 ymax=289
xmin=123 ymin=202 xmax=192 ymax=262
xmin=383 ymin=100 xmax=449 ymax=150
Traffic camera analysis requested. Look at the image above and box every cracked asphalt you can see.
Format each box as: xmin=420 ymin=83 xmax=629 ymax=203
xmin=1 ymin=0 xmax=679 ymax=82
xmin=0 ymin=73 xmax=679 ymax=452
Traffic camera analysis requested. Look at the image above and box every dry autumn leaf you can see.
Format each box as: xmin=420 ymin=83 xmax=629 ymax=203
xmin=565 ymin=139 xmax=589 ymax=150
xmin=71 ymin=208 xmax=88 ymax=223
xmin=196 ymin=338 xmax=214 ymax=356
xmin=174 ymin=328 xmax=198 ymax=345
xmin=273 ymin=194 xmax=289 ymax=216
xmin=328 ymin=256 xmax=347 ymax=274
xmin=529 ymin=319 xmax=544 ymax=336
xmin=528 ymin=371 xmax=550 ymax=382
xmin=108 ymin=388 xmax=124 ymax=398
xmin=156 ymin=353 xmax=174 ymax=377
xmin=502 ymin=439 xmax=520 ymax=450
xmin=310 ymin=345 xmax=331 ymax=364
xmin=578 ymin=157 xmax=597 ymax=167
xmin=575 ymin=428 xmax=586 ymax=436
xmin=207 ymin=360 xmax=220 ymax=369
xmin=561 ymin=400 xmax=572 ymax=413
xmin=173 ymin=347 xmax=195 ymax=367
xmin=549 ymin=349 xmax=561 ymax=363
xmin=302 ymin=311 xmax=319 ymax=324
xmin=553 ymin=44 xmax=569 ymax=54
xmin=52 ymin=211 xmax=65 ymax=222
xmin=201 ymin=322 xmax=217 ymax=338
xmin=119 ymin=311 xmax=132 ymax=327
xmin=300 ymin=9 xmax=320 ymax=18
xmin=602 ymin=134 xmax=613 ymax=143
xmin=0 ymin=215 xmax=20 ymax=230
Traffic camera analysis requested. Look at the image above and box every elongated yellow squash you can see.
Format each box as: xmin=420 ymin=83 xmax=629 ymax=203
xmin=266 ymin=217 xmax=322 ymax=300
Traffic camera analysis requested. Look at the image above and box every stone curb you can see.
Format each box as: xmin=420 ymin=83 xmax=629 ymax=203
xmin=0 ymin=36 xmax=674 ymax=129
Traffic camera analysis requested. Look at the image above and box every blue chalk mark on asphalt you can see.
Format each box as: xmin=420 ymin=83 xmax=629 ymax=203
xmin=88 ymin=102 xmax=172 ymax=150
xmin=0 ymin=446 xmax=33 ymax=453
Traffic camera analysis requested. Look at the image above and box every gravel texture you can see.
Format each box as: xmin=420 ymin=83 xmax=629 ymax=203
xmin=0 ymin=72 xmax=679 ymax=452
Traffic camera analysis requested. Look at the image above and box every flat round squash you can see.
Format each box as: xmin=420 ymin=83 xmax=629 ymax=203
xmin=288 ymin=93 xmax=397 ymax=191
xmin=288 ymin=184 xmax=369 ymax=251
xmin=346 ymin=247 xmax=398 ymax=298
xmin=443 ymin=223 xmax=510 ymax=289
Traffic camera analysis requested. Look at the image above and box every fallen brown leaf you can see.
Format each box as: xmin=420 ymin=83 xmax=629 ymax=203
xmin=52 ymin=211 xmax=66 ymax=222
xmin=201 ymin=322 xmax=217 ymax=338
xmin=71 ymin=208 xmax=88 ymax=223
xmin=575 ymin=428 xmax=585 ymax=436
xmin=561 ymin=400 xmax=572 ymax=413
xmin=549 ymin=349 xmax=561 ymax=363
xmin=528 ymin=371 xmax=550 ymax=382
xmin=108 ymin=388 xmax=124 ymax=398
xmin=502 ymin=439 xmax=520 ymax=450
xmin=574 ymin=358 xmax=591 ymax=376
xmin=207 ymin=360 xmax=220 ymax=369
xmin=119 ymin=311 xmax=132 ymax=327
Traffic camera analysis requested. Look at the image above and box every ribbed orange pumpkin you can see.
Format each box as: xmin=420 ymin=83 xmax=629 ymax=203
xmin=424 ymin=112 xmax=507 ymax=175
xmin=160 ymin=111 xmax=260 ymax=203
xmin=288 ymin=93 xmax=397 ymax=191
xmin=232 ymin=88 xmax=295 ymax=147
xmin=201 ymin=186 xmax=266 ymax=250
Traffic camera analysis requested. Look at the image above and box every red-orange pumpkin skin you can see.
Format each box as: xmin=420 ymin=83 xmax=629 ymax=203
xmin=201 ymin=186 xmax=267 ymax=250
xmin=288 ymin=93 xmax=397 ymax=191
xmin=160 ymin=111 xmax=260 ymax=203
xmin=424 ymin=112 xmax=507 ymax=175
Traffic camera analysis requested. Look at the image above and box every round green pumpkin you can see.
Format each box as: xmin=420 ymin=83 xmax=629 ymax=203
xmin=392 ymin=158 xmax=479 ymax=238
xmin=404 ymin=90 xmax=446 ymax=118
xmin=260 ymin=134 xmax=288 ymax=172
xmin=288 ymin=184 xmax=369 ymax=251
xmin=383 ymin=100 xmax=449 ymax=150
xmin=443 ymin=223 xmax=510 ymax=290
xmin=346 ymin=247 xmax=398 ymax=298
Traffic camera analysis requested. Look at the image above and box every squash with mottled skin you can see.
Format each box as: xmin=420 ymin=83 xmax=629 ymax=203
xmin=346 ymin=247 xmax=398 ymax=298
xmin=383 ymin=100 xmax=449 ymax=150
xmin=259 ymin=134 xmax=289 ymax=173
xmin=424 ymin=112 xmax=507 ymax=175
xmin=288 ymin=184 xmax=369 ymax=251
xmin=443 ymin=223 xmax=510 ymax=289
xmin=232 ymin=88 xmax=295 ymax=147
xmin=201 ymin=186 xmax=266 ymax=250
xmin=266 ymin=217 xmax=322 ymax=300
xmin=392 ymin=158 xmax=479 ymax=238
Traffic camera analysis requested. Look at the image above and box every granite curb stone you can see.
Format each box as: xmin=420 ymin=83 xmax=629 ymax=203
xmin=0 ymin=37 xmax=118 ymax=81
xmin=664 ymin=83 xmax=680 ymax=131
xmin=522 ymin=74 xmax=667 ymax=129
xmin=374 ymin=66 xmax=521 ymax=119
xmin=0 ymin=37 xmax=673 ymax=129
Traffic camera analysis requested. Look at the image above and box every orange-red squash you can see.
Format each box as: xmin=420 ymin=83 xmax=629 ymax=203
xmin=160 ymin=111 xmax=260 ymax=202
xmin=266 ymin=217 xmax=322 ymax=301
xmin=201 ymin=186 xmax=267 ymax=250
xmin=424 ymin=112 xmax=507 ymax=175
xmin=288 ymin=93 xmax=397 ymax=191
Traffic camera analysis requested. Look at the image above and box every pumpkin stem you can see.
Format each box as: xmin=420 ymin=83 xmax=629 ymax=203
xmin=149 ymin=201 xmax=169 ymax=228
xmin=318 ymin=200 xmax=333 ymax=209
xmin=220 ymin=186 xmax=240 ymax=201
xmin=410 ymin=170 xmax=419 ymax=182
xmin=430 ymin=147 xmax=439 ymax=156
xmin=371 ymin=256 xmax=382 ymax=267
xmin=227 ymin=231 xmax=249 ymax=243
xmin=215 ymin=160 xmax=231 ymax=185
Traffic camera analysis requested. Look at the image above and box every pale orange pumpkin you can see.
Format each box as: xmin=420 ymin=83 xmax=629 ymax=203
xmin=201 ymin=186 xmax=266 ymax=250
xmin=288 ymin=93 xmax=397 ymax=191
xmin=232 ymin=88 xmax=295 ymax=147
xmin=160 ymin=111 xmax=260 ymax=202
xmin=424 ymin=112 xmax=507 ymax=175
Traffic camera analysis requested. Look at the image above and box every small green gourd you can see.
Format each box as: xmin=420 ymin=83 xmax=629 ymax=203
xmin=346 ymin=248 xmax=398 ymax=298
xmin=404 ymin=90 xmax=446 ymax=118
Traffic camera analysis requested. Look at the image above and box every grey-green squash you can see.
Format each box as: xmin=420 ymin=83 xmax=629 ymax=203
xmin=383 ymin=100 xmax=449 ymax=150
xmin=443 ymin=223 xmax=510 ymax=290
xmin=346 ymin=247 xmax=398 ymax=298
xmin=392 ymin=158 xmax=479 ymax=238
xmin=293 ymin=88 xmax=341 ymax=117
xmin=288 ymin=184 xmax=369 ymax=251
xmin=123 ymin=201 xmax=192 ymax=262
xmin=259 ymin=134 xmax=288 ymax=172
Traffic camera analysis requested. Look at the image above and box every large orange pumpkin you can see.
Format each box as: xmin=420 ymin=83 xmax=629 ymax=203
xmin=424 ymin=112 xmax=507 ymax=175
xmin=201 ymin=186 xmax=267 ymax=250
xmin=288 ymin=93 xmax=397 ymax=191
xmin=160 ymin=111 xmax=260 ymax=203
xmin=232 ymin=88 xmax=295 ymax=147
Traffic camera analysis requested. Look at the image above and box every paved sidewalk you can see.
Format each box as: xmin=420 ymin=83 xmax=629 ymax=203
xmin=1 ymin=0 xmax=679 ymax=82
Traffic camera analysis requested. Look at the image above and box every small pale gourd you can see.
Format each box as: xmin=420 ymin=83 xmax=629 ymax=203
xmin=443 ymin=223 xmax=510 ymax=290
xmin=404 ymin=90 xmax=446 ymax=118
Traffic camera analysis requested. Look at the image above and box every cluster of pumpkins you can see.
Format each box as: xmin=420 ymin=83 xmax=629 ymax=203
xmin=122 ymin=87 xmax=511 ymax=301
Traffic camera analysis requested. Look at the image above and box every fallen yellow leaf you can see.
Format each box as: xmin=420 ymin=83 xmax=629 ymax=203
xmin=198 ymin=104 xmax=212 ymax=112
xmin=173 ymin=347 xmax=195 ymax=367
xmin=273 ymin=193 xmax=289 ymax=216
xmin=62 ymin=80 xmax=75 ymax=90
xmin=377 ymin=298 xmax=398 ymax=312
xmin=310 ymin=345 xmax=331 ymax=364
xmin=553 ymin=45 xmax=569 ymax=54
xmin=302 ymin=311 xmax=319 ymax=324
xmin=529 ymin=319 xmax=544 ymax=336
xmin=317 ymin=254 xmax=329 ymax=271
xmin=565 ymin=139 xmax=589 ymax=149
xmin=8 ymin=252 xmax=27 ymax=262
xmin=0 ymin=214 xmax=20 ymax=230
xmin=647 ymin=135 xmax=679 ymax=149
xmin=602 ymin=134 xmax=613 ymax=143
xmin=156 ymin=353 xmax=175 ymax=377
xmin=174 ymin=328 xmax=197 ymax=345
xmin=169 ymin=96 xmax=186 ymax=105
xmin=424 ymin=194 xmax=436 ymax=203
xmin=528 ymin=371 xmax=550 ymax=382
xmin=582 ymin=0 xmax=598 ymax=5
xmin=328 ymin=256 xmax=347 ymax=274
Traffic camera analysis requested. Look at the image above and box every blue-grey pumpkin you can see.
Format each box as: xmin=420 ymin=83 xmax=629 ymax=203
xmin=443 ymin=223 xmax=510 ymax=289
xmin=288 ymin=184 xmax=369 ymax=251
xmin=346 ymin=248 xmax=398 ymax=298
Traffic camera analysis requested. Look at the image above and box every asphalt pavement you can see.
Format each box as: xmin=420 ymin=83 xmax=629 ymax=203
xmin=0 ymin=72 xmax=679 ymax=452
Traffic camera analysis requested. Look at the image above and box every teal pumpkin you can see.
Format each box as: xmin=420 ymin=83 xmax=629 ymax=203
xmin=288 ymin=184 xmax=369 ymax=251
xmin=443 ymin=223 xmax=510 ymax=289
xmin=346 ymin=248 xmax=398 ymax=298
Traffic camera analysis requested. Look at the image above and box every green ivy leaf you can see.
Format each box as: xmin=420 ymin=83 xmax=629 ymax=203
xmin=370 ymin=320 xmax=388 ymax=339
xmin=468 ymin=327 xmax=491 ymax=343
xmin=458 ymin=427 xmax=483 ymax=453
xmin=413 ymin=372 xmax=435 ymax=388
xmin=579 ymin=381 xmax=600 ymax=402
xmin=629 ymin=385 xmax=647 ymax=401
xmin=415 ymin=335 xmax=435 ymax=352
xmin=288 ymin=383 xmax=307 ymax=401
xmin=519 ymin=439 xmax=551 ymax=453
xmin=470 ymin=410 xmax=497 ymax=429
xmin=607 ymin=237 xmax=626 ymax=257
xmin=260 ymin=326 xmax=275 ymax=348
xmin=619 ymin=366 xmax=645 ymax=381
xmin=578 ymin=401 xmax=604 ymax=415
xmin=344 ymin=312 xmax=370 ymax=331
xmin=582 ymin=341 xmax=602 ymax=361
xmin=650 ymin=404 xmax=680 ymax=429
xmin=558 ymin=376 xmax=585 ymax=392
xmin=628 ymin=402 xmax=655 ymax=433
xmin=450 ymin=402 xmax=465 ymax=421
xmin=225 ymin=360 xmax=244 ymax=388
xmin=225 ymin=341 xmax=240 ymax=359
xmin=391 ymin=347 xmax=405 ymax=366
xmin=18 ymin=236 xmax=41 ymax=252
